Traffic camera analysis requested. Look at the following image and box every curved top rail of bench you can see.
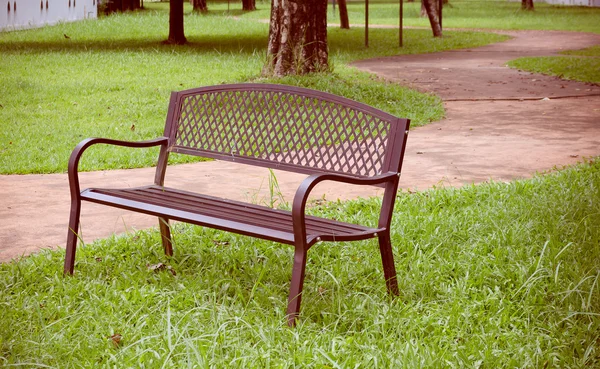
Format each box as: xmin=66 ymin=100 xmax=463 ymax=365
xmin=163 ymin=83 xmax=410 ymax=178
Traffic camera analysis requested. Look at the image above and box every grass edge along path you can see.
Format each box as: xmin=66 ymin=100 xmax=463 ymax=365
xmin=1 ymin=158 xmax=599 ymax=367
xmin=507 ymin=45 xmax=600 ymax=84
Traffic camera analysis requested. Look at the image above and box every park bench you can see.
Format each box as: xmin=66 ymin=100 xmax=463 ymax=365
xmin=64 ymin=83 xmax=410 ymax=326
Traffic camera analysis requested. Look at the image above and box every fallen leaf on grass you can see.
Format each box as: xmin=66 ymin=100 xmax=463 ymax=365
xmin=147 ymin=263 xmax=177 ymax=276
xmin=109 ymin=333 xmax=122 ymax=348
xmin=212 ymin=240 xmax=230 ymax=246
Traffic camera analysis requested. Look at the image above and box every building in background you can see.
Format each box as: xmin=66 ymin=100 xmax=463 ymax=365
xmin=1 ymin=0 xmax=97 ymax=31
xmin=544 ymin=0 xmax=600 ymax=5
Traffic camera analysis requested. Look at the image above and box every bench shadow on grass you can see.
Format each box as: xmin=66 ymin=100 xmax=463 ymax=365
xmin=0 ymin=25 xmax=426 ymax=58
xmin=0 ymin=34 xmax=269 ymax=55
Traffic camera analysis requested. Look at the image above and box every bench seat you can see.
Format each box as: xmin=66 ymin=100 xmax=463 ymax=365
xmin=83 ymin=186 xmax=382 ymax=247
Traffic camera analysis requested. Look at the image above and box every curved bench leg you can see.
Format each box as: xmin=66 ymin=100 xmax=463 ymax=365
xmin=286 ymin=245 xmax=308 ymax=327
xmin=159 ymin=217 xmax=173 ymax=256
xmin=64 ymin=200 xmax=81 ymax=275
xmin=378 ymin=232 xmax=399 ymax=296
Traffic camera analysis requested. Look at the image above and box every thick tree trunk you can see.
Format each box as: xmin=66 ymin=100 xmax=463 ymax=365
xmin=521 ymin=0 xmax=534 ymax=10
xmin=122 ymin=0 xmax=141 ymax=11
xmin=264 ymin=0 xmax=328 ymax=77
xmin=242 ymin=0 xmax=256 ymax=11
xmin=338 ymin=0 xmax=349 ymax=29
xmin=422 ymin=0 xmax=447 ymax=16
xmin=167 ymin=0 xmax=187 ymax=45
xmin=105 ymin=0 xmax=140 ymax=13
xmin=192 ymin=0 xmax=207 ymax=13
xmin=422 ymin=0 xmax=442 ymax=37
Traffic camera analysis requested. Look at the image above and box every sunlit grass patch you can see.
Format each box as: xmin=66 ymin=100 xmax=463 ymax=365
xmin=339 ymin=0 xmax=600 ymax=34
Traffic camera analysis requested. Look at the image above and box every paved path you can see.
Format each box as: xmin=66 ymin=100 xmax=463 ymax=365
xmin=1 ymin=29 xmax=599 ymax=262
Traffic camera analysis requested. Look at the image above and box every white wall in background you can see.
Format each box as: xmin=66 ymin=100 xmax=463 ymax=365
xmin=1 ymin=0 xmax=97 ymax=31
xmin=543 ymin=0 xmax=600 ymax=6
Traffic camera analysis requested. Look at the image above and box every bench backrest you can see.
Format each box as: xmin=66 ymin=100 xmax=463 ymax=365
xmin=162 ymin=84 xmax=410 ymax=178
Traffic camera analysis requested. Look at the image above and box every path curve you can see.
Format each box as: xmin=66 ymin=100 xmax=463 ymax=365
xmin=353 ymin=29 xmax=600 ymax=190
xmin=1 ymin=30 xmax=600 ymax=262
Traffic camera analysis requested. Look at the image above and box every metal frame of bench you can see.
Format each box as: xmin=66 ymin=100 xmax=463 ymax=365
xmin=64 ymin=83 xmax=410 ymax=326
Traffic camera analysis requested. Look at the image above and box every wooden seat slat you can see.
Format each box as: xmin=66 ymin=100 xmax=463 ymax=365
xmin=107 ymin=186 xmax=369 ymax=235
xmin=138 ymin=186 xmax=369 ymax=234
xmin=85 ymin=186 xmax=377 ymax=241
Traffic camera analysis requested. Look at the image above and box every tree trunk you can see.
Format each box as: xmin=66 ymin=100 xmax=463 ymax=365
xmin=422 ymin=0 xmax=442 ymax=37
xmin=242 ymin=0 xmax=256 ymax=11
xmin=264 ymin=0 xmax=328 ymax=77
xmin=167 ymin=0 xmax=187 ymax=45
xmin=192 ymin=0 xmax=207 ymax=13
xmin=338 ymin=0 xmax=349 ymax=29
xmin=422 ymin=0 xmax=447 ymax=16
xmin=521 ymin=0 xmax=534 ymax=10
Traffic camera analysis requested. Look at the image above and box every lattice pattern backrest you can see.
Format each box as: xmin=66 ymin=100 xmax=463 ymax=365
xmin=170 ymin=85 xmax=397 ymax=177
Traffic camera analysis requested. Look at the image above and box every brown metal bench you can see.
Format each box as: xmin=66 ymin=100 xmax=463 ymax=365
xmin=64 ymin=83 xmax=410 ymax=326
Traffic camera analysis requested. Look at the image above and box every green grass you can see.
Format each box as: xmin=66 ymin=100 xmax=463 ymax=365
xmin=330 ymin=0 xmax=600 ymax=34
xmin=1 ymin=159 xmax=599 ymax=367
xmin=561 ymin=45 xmax=600 ymax=57
xmin=0 ymin=2 xmax=509 ymax=175
xmin=507 ymin=45 xmax=600 ymax=84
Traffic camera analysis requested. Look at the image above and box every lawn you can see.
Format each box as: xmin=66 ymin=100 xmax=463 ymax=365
xmin=2 ymin=1 xmax=600 ymax=367
xmin=1 ymin=159 xmax=599 ymax=367
xmin=0 ymin=2 xmax=508 ymax=175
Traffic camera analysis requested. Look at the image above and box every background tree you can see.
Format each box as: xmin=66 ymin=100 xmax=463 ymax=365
xmin=192 ymin=0 xmax=208 ymax=13
xmin=264 ymin=0 xmax=328 ymax=77
xmin=104 ymin=0 xmax=141 ymax=13
xmin=338 ymin=0 xmax=350 ymax=29
xmin=521 ymin=0 xmax=534 ymax=10
xmin=242 ymin=0 xmax=256 ymax=11
xmin=422 ymin=0 xmax=442 ymax=37
xmin=167 ymin=0 xmax=187 ymax=44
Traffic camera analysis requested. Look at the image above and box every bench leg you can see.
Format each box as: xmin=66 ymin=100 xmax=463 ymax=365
xmin=378 ymin=232 xmax=399 ymax=296
xmin=64 ymin=200 xmax=81 ymax=275
xmin=158 ymin=217 xmax=173 ymax=256
xmin=286 ymin=246 xmax=308 ymax=327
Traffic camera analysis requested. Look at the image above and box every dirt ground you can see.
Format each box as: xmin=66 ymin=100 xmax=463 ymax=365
xmin=1 ymin=29 xmax=599 ymax=262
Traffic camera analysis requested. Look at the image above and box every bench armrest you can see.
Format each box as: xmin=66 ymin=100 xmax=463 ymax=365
xmin=291 ymin=172 xmax=398 ymax=245
xmin=68 ymin=137 xmax=169 ymax=199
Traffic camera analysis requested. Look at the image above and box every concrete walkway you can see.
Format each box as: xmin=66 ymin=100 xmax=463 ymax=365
xmin=1 ymin=29 xmax=599 ymax=262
